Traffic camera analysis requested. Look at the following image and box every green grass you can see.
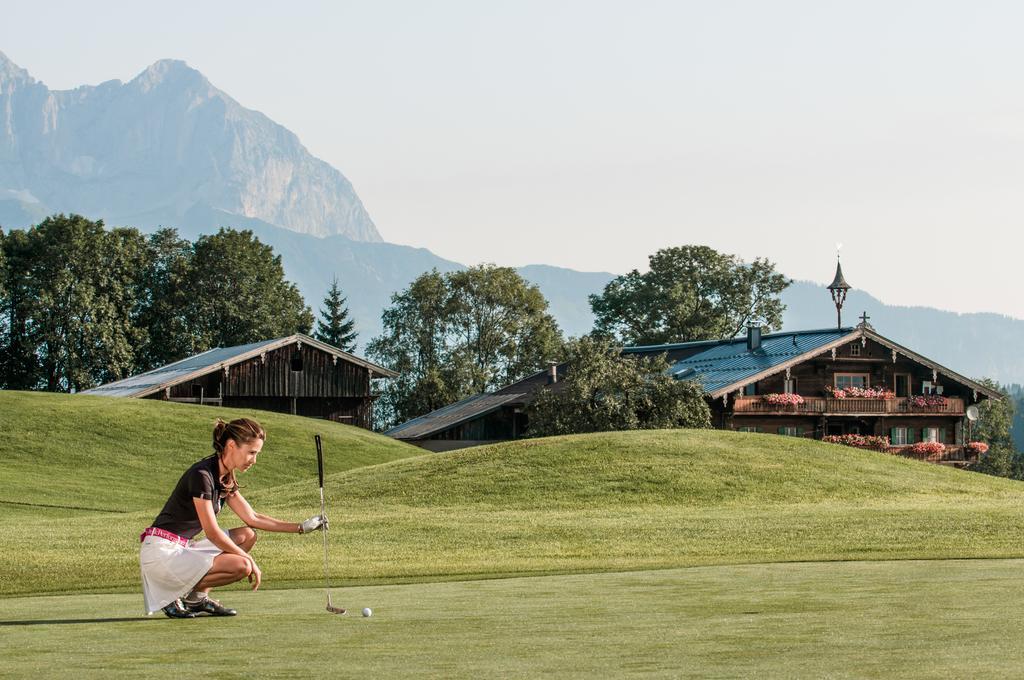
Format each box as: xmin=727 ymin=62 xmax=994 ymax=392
xmin=3 ymin=560 xmax=1024 ymax=678
xmin=4 ymin=391 xmax=1024 ymax=597
xmin=6 ymin=391 xmax=1024 ymax=676
xmin=0 ymin=390 xmax=420 ymax=512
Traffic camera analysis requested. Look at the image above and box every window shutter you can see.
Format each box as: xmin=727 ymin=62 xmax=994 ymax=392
xmin=938 ymin=428 xmax=946 ymax=444
xmin=796 ymin=428 xmax=803 ymax=436
xmin=778 ymin=427 xmax=786 ymax=435
xmin=908 ymin=428 xmax=917 ymax=444
xmin=890 ymin=427 xmax=897 ymax=443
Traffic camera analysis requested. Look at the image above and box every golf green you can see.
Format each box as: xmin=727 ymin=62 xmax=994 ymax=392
xmin=3 ymin=559 xmax=1023 ymax=678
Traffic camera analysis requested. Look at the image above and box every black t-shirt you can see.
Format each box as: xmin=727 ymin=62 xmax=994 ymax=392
xmin=151 ymin=455 xmax=225 ymax=539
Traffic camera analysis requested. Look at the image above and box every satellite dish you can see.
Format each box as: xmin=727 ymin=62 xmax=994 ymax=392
xmin=966 ymin=405 xmax=980 ymax=422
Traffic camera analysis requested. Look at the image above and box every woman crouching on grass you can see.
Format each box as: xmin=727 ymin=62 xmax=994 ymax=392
xmin=139 ymin=417 xmax=326 ymax=618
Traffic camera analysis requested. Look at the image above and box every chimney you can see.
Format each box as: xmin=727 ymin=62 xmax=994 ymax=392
xmin=746 ymin=325 xmax=762 ymax=351
xmin=547 ymin=362 xmax=558 ymax=384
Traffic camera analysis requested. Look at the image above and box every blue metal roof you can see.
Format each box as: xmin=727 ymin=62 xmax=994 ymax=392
xmin=629 ymin=328 xmax=855 ymax=395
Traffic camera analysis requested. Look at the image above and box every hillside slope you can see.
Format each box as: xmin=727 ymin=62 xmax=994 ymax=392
xmin=4 ymin=398 xmax=1024 ymax=597
xmin=0 ymin=391 xmax=420 ymax=512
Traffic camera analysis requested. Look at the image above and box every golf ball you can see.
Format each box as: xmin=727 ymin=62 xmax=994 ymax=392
xmin=362 ymin=607 xmax=372 ymax=617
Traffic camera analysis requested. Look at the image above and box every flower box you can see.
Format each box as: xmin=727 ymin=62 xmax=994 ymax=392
xmin=761 ymin=393 xmax=805 ymax=408
xmin=822 ymin=434 xmax=890 ymax=451
xmin=906 ymin=441 xmax=945 ymax=457
xmin=965 ymin=441 xmax=989 ymax=456
xmin=825 ymin=386 xmax=895 ymax=400
xmin=907 ymin=395 xmax=947 ymax=410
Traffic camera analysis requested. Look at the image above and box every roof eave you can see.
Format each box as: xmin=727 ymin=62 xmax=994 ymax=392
xmin=89 ymin=333 xmax=398 ymax=399
xmin=708 ymin=326 xmax=1003 ymax=401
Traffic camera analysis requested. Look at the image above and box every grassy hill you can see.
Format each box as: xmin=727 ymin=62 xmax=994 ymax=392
xmin=3 ymin=391 xmax=1024 ymax=598
xmin=0 ymin=391 xmax=419 ymax=512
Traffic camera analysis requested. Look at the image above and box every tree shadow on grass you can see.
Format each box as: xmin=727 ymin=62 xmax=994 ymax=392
xmin=0 ymin=617 xmax=155 ymax=626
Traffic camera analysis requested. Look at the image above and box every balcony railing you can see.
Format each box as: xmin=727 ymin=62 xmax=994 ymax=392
xmin=733 ymin=396 xmax=965 ymax=416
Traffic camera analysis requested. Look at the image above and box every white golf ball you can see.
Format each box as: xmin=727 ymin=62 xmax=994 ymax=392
xmin=362 ymin=607 xmax=372 ymax=617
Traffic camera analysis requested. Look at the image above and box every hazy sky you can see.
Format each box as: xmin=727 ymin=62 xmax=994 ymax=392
xmin=3 ymin=1 xmax=1023 ymax=317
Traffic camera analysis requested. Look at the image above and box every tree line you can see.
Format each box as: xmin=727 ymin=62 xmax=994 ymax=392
xmin=1 ymin=214 xmax=791 ymax=437
xmin=0 ymin=214 xmax=351 ymax=392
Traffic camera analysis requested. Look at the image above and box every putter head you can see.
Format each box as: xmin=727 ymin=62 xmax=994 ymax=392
xmin=326 ymin=605 xmax=347 ymax=615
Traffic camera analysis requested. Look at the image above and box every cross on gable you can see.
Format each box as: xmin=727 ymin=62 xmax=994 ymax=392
xmin=859 ymin=311 xmax=870 ymax=326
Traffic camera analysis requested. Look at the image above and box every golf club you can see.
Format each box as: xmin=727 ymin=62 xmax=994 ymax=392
xmin=315 ymin=434 xmax=346 ymax=615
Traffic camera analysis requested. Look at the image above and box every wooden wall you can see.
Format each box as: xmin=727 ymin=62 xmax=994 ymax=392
xmin=223 ymin=344 xmax=370 ymax=398
xmin=753 ymin=338 xmax=971 ymax=399
xmin=145 ymin=342 xmax=379 ymax=429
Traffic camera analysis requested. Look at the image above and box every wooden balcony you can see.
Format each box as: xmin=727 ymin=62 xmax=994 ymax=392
xmin=733 ymin=396 xmax=965 ymax=416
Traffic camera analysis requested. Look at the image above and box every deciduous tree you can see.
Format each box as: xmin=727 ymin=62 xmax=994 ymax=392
xmin=178 ymin=228 xmax=314 ymax=353
xmin=367 ymin=265 xmax=563 ymax=429
xmin=525 ymin=335 xmax=711 ymax=437
xmin=589 ymin=245 xmax=790 ymax=345
xmin=0 ymin=215 xmax=147 ymax=391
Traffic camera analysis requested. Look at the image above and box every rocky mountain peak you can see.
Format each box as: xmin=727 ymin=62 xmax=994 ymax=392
xmin=0 ymin=51 xmax=34 ymax=88
xmin=130 ymin=58 xmax=210 ymax=94
xmin=0 ymin=55 xmax=381 ymax=242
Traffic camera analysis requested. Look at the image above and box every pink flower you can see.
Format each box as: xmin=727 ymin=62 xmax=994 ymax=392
xmin=822 ymin=434 xmax=890 ymax=451
xmin=762 ymin=393 xmax=805 ymax=406
xmin=907 ymin=441 xmax=945 ymax=456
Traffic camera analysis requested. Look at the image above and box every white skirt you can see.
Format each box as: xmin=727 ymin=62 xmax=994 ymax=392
xmin=139 ymin=535 xmax=222 ymax=614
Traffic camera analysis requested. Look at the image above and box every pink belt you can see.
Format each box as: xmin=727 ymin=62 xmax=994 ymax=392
xmin=140 ymin=527 xmax=189 ymax=547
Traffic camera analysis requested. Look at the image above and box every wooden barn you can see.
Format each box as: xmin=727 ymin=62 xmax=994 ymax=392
xmin=81 ymin=334 xmax=398 ymax=428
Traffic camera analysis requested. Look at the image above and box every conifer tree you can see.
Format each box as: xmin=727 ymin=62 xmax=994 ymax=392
xmin=315 ymin=277 xmax=358 ymax=352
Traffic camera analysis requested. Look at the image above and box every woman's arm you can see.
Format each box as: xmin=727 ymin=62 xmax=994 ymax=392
xmin=193 ymin=497 xmax=253 ymax=558
xmin=225 ymin=492 xmax=303 ymax=534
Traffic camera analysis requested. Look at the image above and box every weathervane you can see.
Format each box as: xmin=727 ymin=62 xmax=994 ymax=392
xmin=827 ymin=244 xmax=851 ymax=330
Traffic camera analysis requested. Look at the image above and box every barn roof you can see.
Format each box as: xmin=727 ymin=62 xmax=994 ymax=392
xmin=384 ymin=392 xmax=527 ymax=439
xmin=81 ymin=333 xmax=397 ymax=398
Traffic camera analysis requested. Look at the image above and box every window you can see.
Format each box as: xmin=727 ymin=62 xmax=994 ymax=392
xmin=894 ymin=374 xmax=910 ymax=398
xmin=784 ymin=378 xmax=798 ymax=394
xmin=835 ymin=373 xmax=869 ymax=390
xmin=743 ymin=383 xmax=757 ymax=396
xmin=922 ymin=427 xmax=946 ymax=444
xmin=849 ymin=343 xmax=861 ymax=357
xmin=778 ymin=426 xmax=801 ymax=437
xmin=922 ymin=381 xmax=934 ymax=395
xmin=737 ymin=426 xmax=760 ymax=433
xmin=890 ymin=427 xmax=913 ymax=445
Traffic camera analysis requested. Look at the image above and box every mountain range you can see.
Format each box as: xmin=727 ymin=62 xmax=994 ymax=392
xmin=0 ymin=51 xmax=377 ymax=241
xmin=2 ymin=52 xmax=1023 ymax=385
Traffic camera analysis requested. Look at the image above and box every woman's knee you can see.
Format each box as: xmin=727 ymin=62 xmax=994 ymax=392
xmin=232 ymin=526 xmax=257 ymax=549
xmin=232 ymin=555 xmax=252 ymax=579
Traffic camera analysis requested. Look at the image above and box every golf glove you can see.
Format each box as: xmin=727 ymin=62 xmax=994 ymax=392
xmin=300 ymin=515 xmax=327 ymax=533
